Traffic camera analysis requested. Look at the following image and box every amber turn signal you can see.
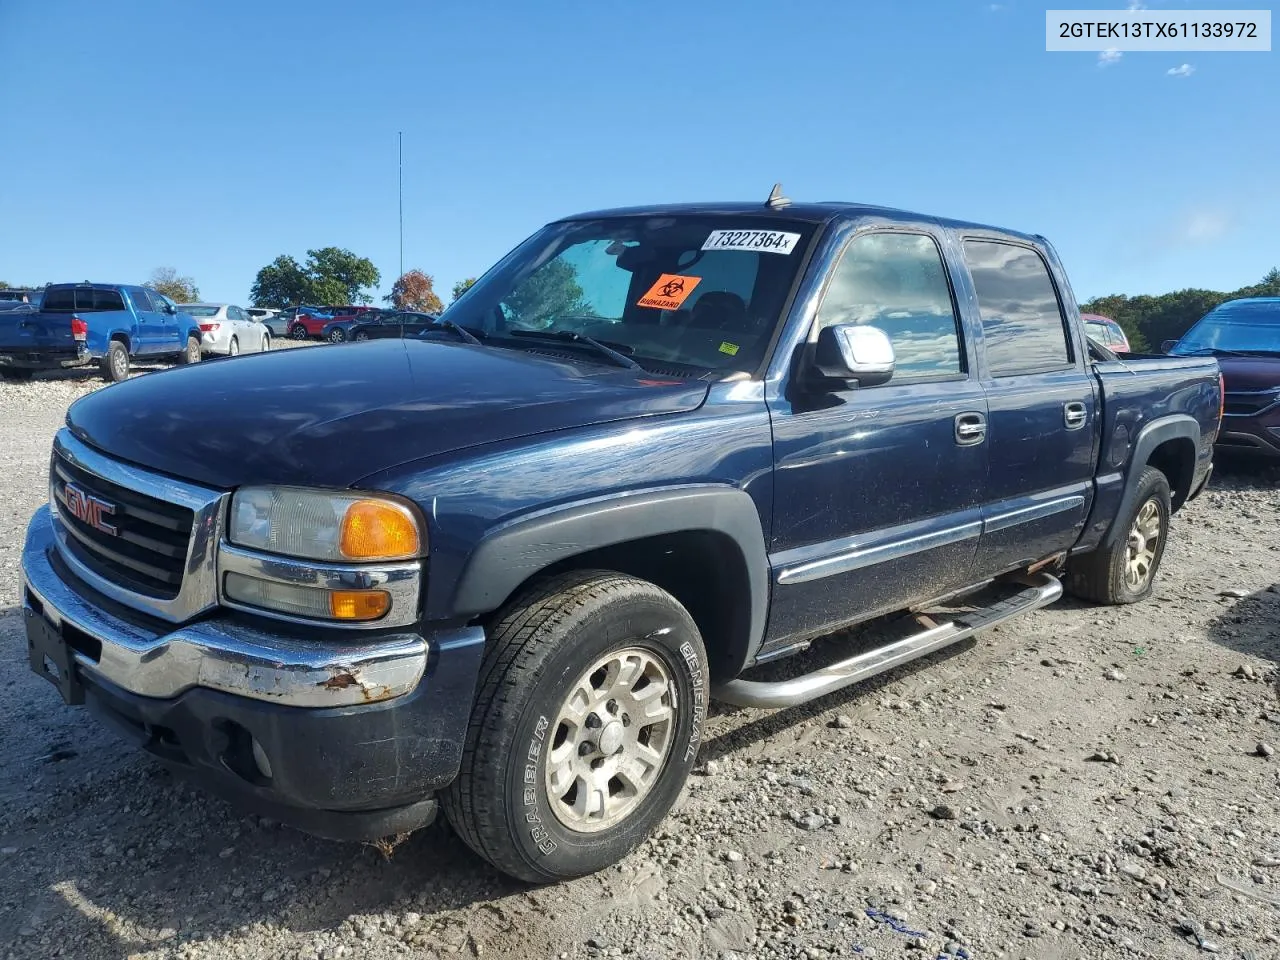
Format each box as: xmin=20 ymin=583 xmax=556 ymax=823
xmin=329 ymin=589 xmax=391 ymax=621
xmin=339 ymin=500 xmax=420 ymax=560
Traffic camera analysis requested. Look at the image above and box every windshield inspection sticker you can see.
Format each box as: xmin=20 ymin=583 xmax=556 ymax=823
xmin=702 ymin=229 xmax=801 ymax=254
xmin=637 ymin=274 xmax=701 ymax=310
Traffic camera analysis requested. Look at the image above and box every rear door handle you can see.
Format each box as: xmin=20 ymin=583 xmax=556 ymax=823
xmin=954 ymin=412 xmax=987 ymax=445
xmin=1063 ymin=402 xmax=1088 ymax=429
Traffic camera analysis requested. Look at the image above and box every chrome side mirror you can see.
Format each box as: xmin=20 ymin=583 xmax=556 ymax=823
xmin=813 ymin=323 xmax=895 ymax=387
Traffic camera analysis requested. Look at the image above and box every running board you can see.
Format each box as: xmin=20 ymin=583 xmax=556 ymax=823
xmin=712 ymin=573 xmax=1063 ymax=709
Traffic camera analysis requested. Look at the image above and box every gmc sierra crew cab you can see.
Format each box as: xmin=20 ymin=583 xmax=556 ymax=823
xmin=22 ymin=194 xmax=1222 ymax=883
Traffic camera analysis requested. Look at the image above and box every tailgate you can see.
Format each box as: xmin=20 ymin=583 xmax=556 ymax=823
xmin=0 ymin=310 xmax=77 ymax=350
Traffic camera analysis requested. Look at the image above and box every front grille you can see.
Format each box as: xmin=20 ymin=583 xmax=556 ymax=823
xmin=1224 ymin=391 xmax=1280 ymax=417
xmin=51 ymin=449 xmax=194 ymax=599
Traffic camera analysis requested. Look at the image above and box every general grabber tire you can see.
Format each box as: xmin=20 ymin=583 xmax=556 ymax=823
xmin=1066 ymin=466 xmax=1172 ymax=605
xmin=441 ymin=570 xmax=709 ymax=883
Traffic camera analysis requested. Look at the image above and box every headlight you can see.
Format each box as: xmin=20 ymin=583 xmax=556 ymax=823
xmin=229 ymin=487 xmax=421 ymax=562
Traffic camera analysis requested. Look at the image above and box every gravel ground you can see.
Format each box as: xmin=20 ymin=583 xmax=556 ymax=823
xmin=0 ymin=362 xmax=1277 ymax=960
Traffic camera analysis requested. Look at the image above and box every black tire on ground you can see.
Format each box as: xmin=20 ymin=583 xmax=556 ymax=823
xmin=353 ymin=330 xmax=369 ymax=341
xmin=442 ymin=569 xmax=709 ymax=884
xmin=290 ymin=324 xmax=308 ymax=340
xmin=327 ymin=328 xmax=345 ymax=343
xmin=261 ymin=333 xmax=271 ymax=352
xmin=100 ymin=340 xmax=130 ymax=382
xmin=1066 ymin=465 xmax=1171 ymax=605
xmin=0 ymin=369 xmax=33 ymax=381
xmin=228 ymin=336 xmax=239 ymax=357
xmin=178 ymin=334 xmax=201 ymax=365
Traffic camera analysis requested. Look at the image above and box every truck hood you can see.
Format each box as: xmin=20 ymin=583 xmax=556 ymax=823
xmin=65 ymin=339 xmax=710 ymax=489
xmin=1217 ymin=355 xmax=1280 ymax=392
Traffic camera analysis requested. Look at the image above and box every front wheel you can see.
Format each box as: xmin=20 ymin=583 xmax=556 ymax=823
xmin=353 ymin=330 xmax=370 ymax=342
xmin=290 ymin=324 xmax=308 ymax=340
xmin=442 ymin=570 xmax=708 ymax=883
xmin=260 ymin=333 xmax=271 ymax=352
xmin=327 ymin=327 xmax=346 ymax=343
xmin=178 ymin=334 xmax=201 ymax=365
xmin=228 ymin=336 xmax=239 ymax=357
xmin=1066 ymin=465 xmax=1171 ymax=604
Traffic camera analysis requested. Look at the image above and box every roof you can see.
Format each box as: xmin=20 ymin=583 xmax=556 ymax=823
xmin=553 ymin=200 xmax=1042 ymax=243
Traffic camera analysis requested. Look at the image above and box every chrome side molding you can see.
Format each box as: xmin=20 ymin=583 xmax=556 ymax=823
xmin=712 ymin=573 xmax=1063 ymax=710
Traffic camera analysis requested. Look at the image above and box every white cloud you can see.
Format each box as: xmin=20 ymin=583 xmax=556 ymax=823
xmin=1167 ymin=63 xmax=1195 ymax=77
xmin=1126 ymin=1 xmax=1146 ymax=10
xmin=1179 ymin=210 xmax=1229 ymax=244
xmin=1098 ymin=48 xmax=1123 ymax=66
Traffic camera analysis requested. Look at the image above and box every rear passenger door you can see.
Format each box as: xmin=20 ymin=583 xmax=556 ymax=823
xmin=765 ymin=227 xmax=989 ymax=650
xmin=962 ymin=238 xmax=1098 ymax=575
xmin=125 ymin=288 xmax=164 ymax=353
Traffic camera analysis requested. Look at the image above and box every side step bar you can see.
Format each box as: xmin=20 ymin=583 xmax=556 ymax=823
xmin=712 ymin=573 xmax=1063 ymax=709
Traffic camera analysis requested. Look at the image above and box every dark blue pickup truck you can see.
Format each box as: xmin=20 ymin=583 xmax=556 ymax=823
xmin=21 ymin=195 xmax=1221 ymax=883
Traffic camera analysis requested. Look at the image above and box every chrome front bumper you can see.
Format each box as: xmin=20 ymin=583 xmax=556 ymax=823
xmin=21 ymin=505 xmax=430 ymax=708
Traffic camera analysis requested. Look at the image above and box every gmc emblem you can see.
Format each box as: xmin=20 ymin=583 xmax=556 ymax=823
xmin=63 ymin=483 xmax=118 ymax=536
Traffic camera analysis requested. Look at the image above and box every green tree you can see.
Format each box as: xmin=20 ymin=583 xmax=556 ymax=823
xmin=385 ymin=270 xmax=445 ymax=313
xmin=250 ymin=255 xmax=310 ymax=308
xmin=146 ymin=266 xmax=200 ymax=303
xmin=451 ymin=277 xmax=477 ymax=303
xmin=506 ymin=260 xmax=591 ymax=328
xmin=250 ymin=248 xmax=380 ymax=308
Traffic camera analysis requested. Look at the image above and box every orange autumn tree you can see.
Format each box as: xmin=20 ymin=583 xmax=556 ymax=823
xmin=385 ymin=270 xmax=445 ymax=313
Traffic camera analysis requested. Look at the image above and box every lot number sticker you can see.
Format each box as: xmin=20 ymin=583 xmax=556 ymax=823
xmin=637 ymin=274 xmax=702 ymax=310
xmin=702 ymin=229 xmax=800 ymax=255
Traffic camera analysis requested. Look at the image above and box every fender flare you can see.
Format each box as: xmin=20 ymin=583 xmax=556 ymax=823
xmin=451 ymin=485 xmax=770 ymax=659
xmin=1102 ymin=414 xmax=1200 ymax=548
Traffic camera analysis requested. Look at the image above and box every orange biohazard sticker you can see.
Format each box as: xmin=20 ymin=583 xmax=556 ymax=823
xmin=637 ymin=274 xmax=701 ymax=310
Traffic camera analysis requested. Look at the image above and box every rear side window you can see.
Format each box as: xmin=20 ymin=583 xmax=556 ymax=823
xmin=963 ymin=240 xmax=1072 ymax=377
xmin=814 ymin=232 xmax=964 ymax=382
xmin=92 ymin=288 xmax=125 ymax=311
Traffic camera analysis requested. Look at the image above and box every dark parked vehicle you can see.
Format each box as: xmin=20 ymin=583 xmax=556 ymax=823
xmin=348 ymin=310 xmax=439 ymax=341
xmin=0 ymin=282 xmax=202 ymax=380
xmin=22 ymin=196 xmax=1221 ymax=883
xmin=1164 ymin=297 xmax=1280 ymax=456
xmin=319 ymin=306 xmax=382 ymax=343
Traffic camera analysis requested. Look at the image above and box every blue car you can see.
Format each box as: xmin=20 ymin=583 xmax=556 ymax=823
xmin=0 ymin=282 xmax=203 ymax=380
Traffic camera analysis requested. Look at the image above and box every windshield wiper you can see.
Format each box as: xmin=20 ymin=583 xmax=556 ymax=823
xmin=507 ymin=329 xmax=642 ymax=370
xmin=1176 ymin=348 xmax=1253 ymax=358
xmin=423 ymin=318 xmax=484 ymax=345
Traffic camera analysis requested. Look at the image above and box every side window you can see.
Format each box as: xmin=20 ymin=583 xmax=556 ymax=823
xmin=129 ymin=288 xmax=153 ymax=312
xmin=814 ymin=232 xmax=964 ymax=381
xmin=963 ymin=240 xmax=1072 ymax=377
xmin=230 ymin=306 xmax=244 ymax=322
xmin=92 ymin=288 xmax=125 ymax=311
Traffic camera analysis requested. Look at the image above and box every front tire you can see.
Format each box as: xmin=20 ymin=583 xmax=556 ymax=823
xmin=442 ymin=570 xmax=708 ymax=883
xmin=1066 ymin=465 xmax=1171 ymax=604
xmin=260 ymin=333 xmax=271 ymax=352
xmin=353 ymin=330 xmax=370 ymax=342
xmin=327 ymin=327 xmax=346 ymax=343
xmin=100 ymin=341 xmax=130 ymax=382
xmin=228 ymin=336 xmax=239 ymax=357
xmin=290 ymin=324 xmax=308 ymax=340
xmin=178 ymin=334 xmax=201 ymax=365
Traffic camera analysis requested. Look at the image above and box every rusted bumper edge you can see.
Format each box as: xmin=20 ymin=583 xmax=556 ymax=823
xmin=21 ymin=504 xmax=433 ymax=708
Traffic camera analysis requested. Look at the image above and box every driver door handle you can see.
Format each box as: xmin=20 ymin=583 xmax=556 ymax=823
xmin=1064 ymin=401 xmax=1088 ymax=429
xmin=955 ymin=412 xmax=987 ymax=446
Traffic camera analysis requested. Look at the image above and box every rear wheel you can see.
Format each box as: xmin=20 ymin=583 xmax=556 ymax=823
xmin=228 ymin=336 xmax=239 ymax=357
xmin=442 ymin=570 xmax=708 ymax=883
xmin=100 ymin=341 xmax=130 ymax=382
xmin=178 ymin=334 xmax=201 ymax=365
xmin=1066 ymin=466 xmax=1171 ymax=604
xmin=353 ymin=330 xmax=370 ymax=342
xmin=290 ymin=324 xmax=308 ymax=340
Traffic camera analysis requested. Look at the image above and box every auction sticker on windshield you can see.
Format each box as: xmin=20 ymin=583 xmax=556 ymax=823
xmin=702 ymin=229 xmax=801 ymax=254
xmin=638 ymin=274 xmax=702 ymax=310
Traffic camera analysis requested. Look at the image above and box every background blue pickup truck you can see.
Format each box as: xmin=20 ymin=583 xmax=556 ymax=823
xmin=0 ymin=282 xmax=204 ymax=381
xmin=21 ymin=195 xmax=1222 ymax=884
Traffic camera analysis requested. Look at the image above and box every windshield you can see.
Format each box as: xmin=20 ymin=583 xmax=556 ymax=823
xmin=1171 ymin=300 xmax=1280 ymax=356
xmin=436 ymin=215 xmax=818 ymax=374
xmin=182 ymin=305 xmax=221 ymax=317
